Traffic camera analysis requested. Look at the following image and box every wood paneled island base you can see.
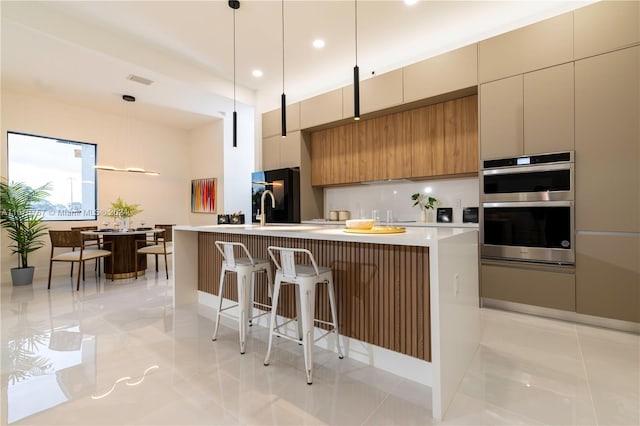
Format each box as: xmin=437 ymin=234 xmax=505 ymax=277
xmin=174 ymin=224 xmax=479 ymax=420
xmin=198 ymin=232 xmax=431 ymax=361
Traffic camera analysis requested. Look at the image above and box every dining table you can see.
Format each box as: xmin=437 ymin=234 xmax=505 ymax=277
xmin=81 ymin=228 xmax=164 ymax=279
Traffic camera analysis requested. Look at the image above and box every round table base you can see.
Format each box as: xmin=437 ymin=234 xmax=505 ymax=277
xmin=106 ymin=270 xmax=146 ymax=280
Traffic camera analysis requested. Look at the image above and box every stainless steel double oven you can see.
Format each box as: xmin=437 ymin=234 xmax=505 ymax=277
xmin=481 ymin=151 xmax=574 ymax=265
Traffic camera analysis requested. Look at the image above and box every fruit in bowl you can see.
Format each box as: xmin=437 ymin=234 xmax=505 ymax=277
xmin=345 ymin=219 xmax=375 ymax=230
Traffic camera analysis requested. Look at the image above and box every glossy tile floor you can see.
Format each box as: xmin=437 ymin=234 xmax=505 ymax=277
xmin=1 ymin=269 xmax=638 ymax=425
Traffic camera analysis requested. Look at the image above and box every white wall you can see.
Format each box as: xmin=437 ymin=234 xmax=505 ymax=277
xmin=188 ymin=120 xmax=225 ymax=226
xmin=324 ymin=177 xmax=479 ymax=223
xmin=222 ymin=105 xmax=254 ymax=219
xmin=0 ymin=90 xmax=195 ymax=283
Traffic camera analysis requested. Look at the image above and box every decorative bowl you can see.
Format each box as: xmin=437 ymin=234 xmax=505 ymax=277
xmin=345 ymin=219 xmax=375 ymax=230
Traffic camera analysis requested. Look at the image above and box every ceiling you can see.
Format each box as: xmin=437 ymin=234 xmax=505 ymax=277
xmin=1 ymin=0 xmax=593 ymax=130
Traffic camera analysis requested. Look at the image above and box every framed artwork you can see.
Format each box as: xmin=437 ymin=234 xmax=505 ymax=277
xmin=191 ymin=178 xmax=216 ymax=213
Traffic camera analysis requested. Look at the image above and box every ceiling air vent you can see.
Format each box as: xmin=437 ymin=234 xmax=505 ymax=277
xmin=127 ymin=74 xmax=154 ymax=86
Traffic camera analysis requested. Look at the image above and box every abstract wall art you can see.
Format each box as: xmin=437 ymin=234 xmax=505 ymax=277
xmin=191 ymin=178 xmax=216 ymax=213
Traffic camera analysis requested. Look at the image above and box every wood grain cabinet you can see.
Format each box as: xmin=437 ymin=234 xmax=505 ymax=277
xmin=311 ymin=95 xmax=478 ymax=185
xmin=310 ymin=124 xmax=358 ymax=186
xmin=443 ymin=95 xmax=478 ymax=175
xmin=576 ymin=233 xmax=640 ymax=323
xmin=357 ymin=116 xmax=392 ymax=182
xmin=409 ymin=95 xmax=478 ymax=178
xmin=408 ymin=103 xmax=445 ymax=178
xmin=575 ymin=46 xmax=640 ymax=233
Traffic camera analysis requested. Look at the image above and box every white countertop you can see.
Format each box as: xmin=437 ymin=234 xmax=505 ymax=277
xmin=174 ymin=223 xmax=477 ymax=247
xmin=302 ymin=219 xmax=479 ymax=228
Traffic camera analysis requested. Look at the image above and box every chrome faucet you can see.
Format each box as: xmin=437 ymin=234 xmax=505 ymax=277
xmin=257 ymin=190 xmax=275 ymax=226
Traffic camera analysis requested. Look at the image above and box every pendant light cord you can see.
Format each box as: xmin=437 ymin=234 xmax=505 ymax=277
xmin=233 ymin=8 xmax=237 ymax=112
xmin=282 ymin=0 xmax=285 ymax=93
xmin=354 ymin=0 xmax=358 ymax=66
xmin=280 ymin=0 xmax=287 ymax=137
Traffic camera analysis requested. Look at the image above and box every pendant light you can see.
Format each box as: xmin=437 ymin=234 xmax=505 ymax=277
xmin=281 ymin=0 xmax=287 ymax=138
xmin=229 ymin=0 xmax=240 ymax=147
xmin=353 ymin=0 xmax=360 ymax=120
xmin=94 ymin=95 xmax=159 ymax=175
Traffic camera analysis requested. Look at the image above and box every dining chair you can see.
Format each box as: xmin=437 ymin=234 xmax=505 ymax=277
xmin=134 ymin=225 xmax=174 ymax=279
xmin=47 ymin=230 xmax=113 ymax=291
xmin=70 ymin=225 xmax=100 ymax=277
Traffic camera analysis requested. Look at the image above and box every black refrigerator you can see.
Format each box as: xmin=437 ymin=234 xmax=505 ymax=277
xmin=251 ymin=167 xmax=300 ymax=223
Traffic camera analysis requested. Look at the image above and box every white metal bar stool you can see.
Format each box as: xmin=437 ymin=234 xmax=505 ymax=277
xmin=264 ymin=246 xmax=343 ymax=384
xmin=212 ymin=241 xmax=274 ymax=354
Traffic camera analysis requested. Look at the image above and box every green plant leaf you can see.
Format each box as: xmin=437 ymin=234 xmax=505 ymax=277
xmin=1 ymin=180 xmax=51 ymax=268
xmin=104 ymin=197 xmax=143 ymax=219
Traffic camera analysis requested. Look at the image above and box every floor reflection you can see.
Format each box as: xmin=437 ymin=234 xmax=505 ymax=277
xmin=5 ymin=295 xmax=96 ymax=423
xmin=1 ymin=269 xmax=638 ymax=425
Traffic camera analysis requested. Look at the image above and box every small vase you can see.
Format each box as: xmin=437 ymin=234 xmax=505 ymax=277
xmin=420 ymin=209 xmax=434 ymax=223
xmin=120 ymin=217 xmax=130 ymax=231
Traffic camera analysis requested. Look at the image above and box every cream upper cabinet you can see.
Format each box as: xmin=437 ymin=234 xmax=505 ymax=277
xmin=480 ymin=75 xmax=523 ymax=159
xmin=262 ymin=134 xmax=281 ymax=171
xmin=523 ymin=63 xmax=575 ymax=154
xmin=300 ymin=88 xmax=343 ymax=129
xmin=574 ymin=0 xmax=640 ymax=60
xmin=575 ymin=46 xmax=640 ymax=233
xmin=481 ymin=63 xmax=575 ymax=160
xmin=280 ymin=131 xmax=302 ymax=169
xmin=262 ymin=103 xmax=300 ymax=138
xmin=262 ymin=131 xmax=301 ymax=171
xmin=403 ymin=44 xmax=478 ymax=103
xmin=478 ymin=12 xmax=573 ymax=83
xmin=343 ymin=69 xmax=403 ymax=118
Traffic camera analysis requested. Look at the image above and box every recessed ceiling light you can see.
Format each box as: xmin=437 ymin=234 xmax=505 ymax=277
xmin=312 ymin=39 xmax=325 ymax=49
xmin=404 ymin=0 xmax=419 ymax=5
xmin=252 ymin=69 xmax=263 ymax=78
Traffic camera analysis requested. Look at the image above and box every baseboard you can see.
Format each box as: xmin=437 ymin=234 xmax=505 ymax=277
xmin=482 ymin=297 xmax=640 ymax=334
xmin=198 ymin=290 xmax=433 ymax=386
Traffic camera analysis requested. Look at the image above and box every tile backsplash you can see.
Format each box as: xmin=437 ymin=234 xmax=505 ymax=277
xmin=323 ymin=177 xmax=479 ymax=223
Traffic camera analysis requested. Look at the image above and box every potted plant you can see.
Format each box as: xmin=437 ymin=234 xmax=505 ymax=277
xmin=104 ymin=197 xmax=142 ymax=231
xmin=0 ymin=180 xmax=52 ymax=285
xmin=411 ymin=193 xmax=437 ymax=222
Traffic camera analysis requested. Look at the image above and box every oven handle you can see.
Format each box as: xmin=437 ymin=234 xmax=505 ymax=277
xmin=483 ymin=201 xmax=573 ymax=208
xmin=482 ymin=162 xmax=572 ymax=175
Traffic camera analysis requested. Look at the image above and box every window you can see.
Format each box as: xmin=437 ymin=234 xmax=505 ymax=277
xmin=7 ymin=132 xmax=97 ymax=221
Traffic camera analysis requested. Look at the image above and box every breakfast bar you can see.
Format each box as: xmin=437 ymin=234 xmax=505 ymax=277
xmin=173 ymin=223 xmax=479 ymax=420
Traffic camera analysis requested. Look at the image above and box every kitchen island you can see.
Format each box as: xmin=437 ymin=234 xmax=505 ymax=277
xmin=173 ymin=223 xmax=479 ymax=420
